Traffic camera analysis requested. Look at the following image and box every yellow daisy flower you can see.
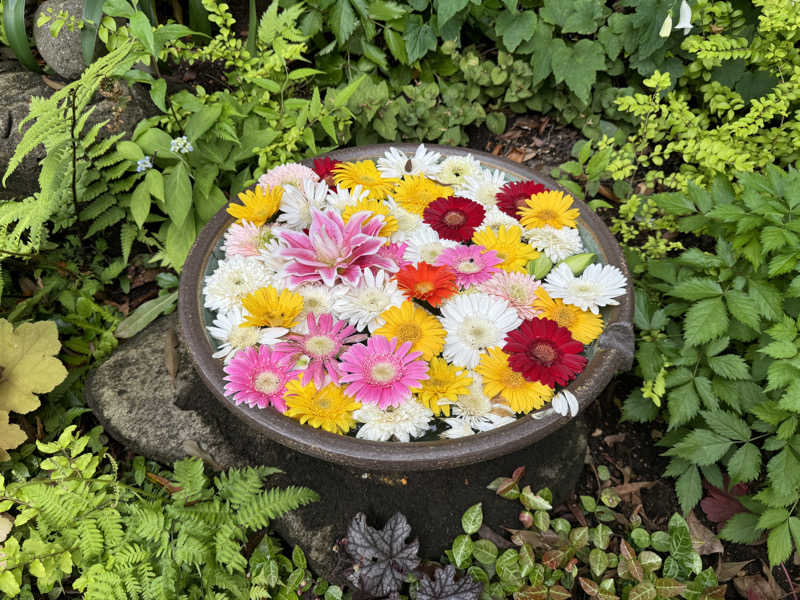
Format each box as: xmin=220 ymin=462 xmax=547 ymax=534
xmin=475 ymin=347 xmax=554 ymax=413
xmin=472 ymin=225 xmax=539 ymax=273
xmin=342 ymin=198 xmax=398 ymax=238
xmin=519 ymin=190 xmax=580 ymax=230
xmin=533 ymin=287 xmax=603 ymax=344
xmin=374 ymin=301 xmax=446 ymax=361
xmin=227 ymin=185 xmax=283 ymax=226
xmin=285 ymin=378 xmax=361 ymax=434
xmin=393 ymin=175 xmax=454 ymax=216
xmin=333 ymin=160 xmax=398 ymax=200
xmin=241 ymin=285 xmax=304 ymax=328
xmin=414 ymin=357 xmax=472 ymax=416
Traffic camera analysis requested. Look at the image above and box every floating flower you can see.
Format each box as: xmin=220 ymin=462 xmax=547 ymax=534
xmin=395 ymin=262 xmax=458 ymax=307
xmin=326 ymin=184 xmax=370 ymax=212
xmin=455 ymin=169 xmax=506 ymax=209
xmin=374 ymin=301 xmax=446 ymax=360
xmin=278 ymin=180 xmax=330 ymax=230
xmin=533 ymin=287 xmax=603 ymax=344
xmin=503 ymin=318 xmax=586 ymax=387
xmin=313 ymin=156 xmax=341 ymax=185
xmin=259 ymin=163 xmax=319 ymax=190
xmin=472 ymin=225 xmax=538 ymax=273
xmin=207 ymin=308 xmax=287 ymax=362
xmin=496 ymin=180 xmax=549 ymax=218
xmin=339 ymin=335 xmax=429 ymax=408
xmin=525 ymin=225 xmax=584 ymax=262
xmin=354 ymin=401 xmax=433 ymax=442
xmin=439 ymin=292 xmax=521 ymax=368
xmin=203 ymin=255 xmax=273 ymax=313
xmin=376 ymin=242 xmax=411 ymax=270
xmin=333 ymin=160 xmax=398 ymax=200
xmin=519 ymin=190 xmax=580 ymax=230
xmin=279 ymin=209 xmax=396 ymax=287
xmin=223 ymin=221 xmax=272 ymax=257
xmin=293 ymin=283 xmax=349 ymax=333
xmin=223 ymin=346 xmax=297 ymax=411
xmin=377 ymin=144 xmax=442 ymax=179
xmin=474 ymin=206 xmax=519 ymax=234
xmin=342 ymin=198 xmax=398 ymax=238
xmin=227 ymin=185 xmax=283 ymax=226
xmin=386 ymin=199 xmax=423 ymax=243
xmin=475 ymin=347 xmax=554 ymax=413
xmin=403 ymin=225 xmax=459 ymax=264
xmin=413 ymin=357 xmax=472 ymax=417
xmin=333 ymin=268 xmax=406 ymax=332
xmin=435 ymin=245 xmax=501 ymax=288
xmin=423 ymin=196 xmax=485 ymax=242
xmin=478 ymin=271 xmax=541 ymax=320
xmin=392 ymin=175 xmax=454 ymax=216
xmin=552 ymin=389 xmax=579 ymax=417
xmin=275 ymin=313 xmax=365 ymax=387
xmin=440 ymin=373 xmax=515 ymax=438
xmin=241 ymin=285 xmax=305 ymax=328
xmin=543 ymin=263 xmax=627 ymax=314
xmin=437 ymin=154 xmax=482 ymax=186
xmin=257 ymin=236 xmax=289 ymax=277
xmin=284 ymin=378 xmax=361 ymax=434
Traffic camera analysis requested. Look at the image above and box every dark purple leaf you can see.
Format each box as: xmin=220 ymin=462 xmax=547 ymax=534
xmin=417 ymin=565 xmax=482 ymax=600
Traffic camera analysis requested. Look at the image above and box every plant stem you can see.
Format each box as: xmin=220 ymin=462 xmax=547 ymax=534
xmin=782 ymin=562 xmax=797 ymax=600
xmin=70 ymin=89 xmax=79 ymax=222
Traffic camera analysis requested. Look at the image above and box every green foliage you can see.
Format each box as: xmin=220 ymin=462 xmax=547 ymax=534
xmin=0 ymin=426 xmax=319 ymax=598
xmin=620 ymin=166 xmax=800 ymax=565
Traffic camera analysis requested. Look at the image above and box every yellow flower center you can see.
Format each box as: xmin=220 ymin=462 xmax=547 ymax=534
xmin=414 ymin=281 xmax=434 ymax=295
xmin=460 ymin=317 xmax=494 ymax=348
xmin=508 ymin=283 xmax=528 ymax=303
xmin=360 ymin=289 xmax=388 ymax=312
xmin=305 ymin=335 xmax=337 ymax=357
xmin=535 ymin=209 xmax=558 ymax=222
xmin=396 ymin=323 xmax=422 ymax=344
xmin=370 ymin=361 xmax=397 ymax=383
xmin=507 ymin=372 xmax=526 ymax=388
xmin=421 ymin=246 xmax=444 ymax=263
xmin=552 ymin=307 xmax=576 ymax=328
xmin=457 ymin=259 xmax=482 ymax=274
xmin=254 ymin=371 xmax=281 ymax=395
xmin=229 ymin=327 xmax=261 ymax=348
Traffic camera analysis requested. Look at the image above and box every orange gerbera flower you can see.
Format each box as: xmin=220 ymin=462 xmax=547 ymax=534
xmin=395 ymin=262 xmax=458 ymax=307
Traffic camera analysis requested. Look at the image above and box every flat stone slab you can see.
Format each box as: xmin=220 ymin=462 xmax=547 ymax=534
xmin=86 ymin=314 xmax=587 ymax=575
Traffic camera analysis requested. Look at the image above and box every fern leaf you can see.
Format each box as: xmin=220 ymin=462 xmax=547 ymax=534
xmin=235 ymin=486 xmax=319 ymax=529
xmin=77 ymin=517 xmax=105 ymax=560
xmin=80 ymin=120 xmax=107 ymax=150
xmin=121 ymin=222 xmax=137 ymax=265
xmin=87 ymin=206 xmax=125 ymax=237
xmin=0 ymin=193 xmax=51 ymax=254
xmin=214 ymin=521 xmax=247 ymax=574
xmin=88 ymin=132 xmax=125 ymax=160
xmin=109 ymin=173 xmax=140 ymax=194
xmin=79 ymin=195 xmax=115 ymax=221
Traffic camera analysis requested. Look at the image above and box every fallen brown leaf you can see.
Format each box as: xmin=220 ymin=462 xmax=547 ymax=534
xmin=603 ymin=433 xmax=627 ymax=446
xmin=606 ymin=481 xmax=657 ymax=496
xmin=716 ymin=559 xmax=754 ymax=582
xmin=687 ymin=511 xmax=724 ymax=555
xmin=733 ymin=564 xmax=784 ymax=600
xmin=505 ymin=148 xmax=525 ymax=163
xmin=41 ymin=75 xmax=65 ymax=90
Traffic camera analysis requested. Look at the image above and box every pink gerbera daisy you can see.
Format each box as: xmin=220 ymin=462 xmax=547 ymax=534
xmin=258 ymin=163 xmax=319 ymax=190
xmin=279 ymin=209 xmax=398 ymax=287
xmin=222 ymin=221 xmax=269 ymax=257
xmin=223 ymin=346 xmax=298 ymax=412
xmin=377 ymin=242 xmax=411 ymax=270
xmin=435 ymin=245 xmax=502 ymax=288
xmin=274 ymin=313 xmax=366 ymax=388
xmin=479 ymin=271 xmax=542 ymax=320
xmin=339 ymin=335 xmax=430 ymax=408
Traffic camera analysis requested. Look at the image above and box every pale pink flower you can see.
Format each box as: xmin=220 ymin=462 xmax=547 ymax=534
xmin=223 ymin=346 xmax=298 ymax=412
xmin=479 ymin=270 xmax=542 ymax=320
xmin=222 ymin=221 xmax=269 ymax=257
xmin=258 ymin=163 xmax=319 ymax=190
xmin=376 ymin=242 xmax=411 ymax=270
xmin=435 ymin=244 xmax=502 ymax=288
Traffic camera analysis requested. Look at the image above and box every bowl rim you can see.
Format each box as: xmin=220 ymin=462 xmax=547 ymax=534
xmin=178 ymin=143 xmax=634 ymax=471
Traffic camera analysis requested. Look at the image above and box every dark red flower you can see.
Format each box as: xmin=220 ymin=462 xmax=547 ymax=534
xmin=496 ymin=181 xmax=549 ymax=219
xmin=313 ymin=157 xmax=341 ymax=187
xmin=423 ymin=196 xmax=485 ymax=242
xmin=503 ymin=318 xmax=586 ymax=387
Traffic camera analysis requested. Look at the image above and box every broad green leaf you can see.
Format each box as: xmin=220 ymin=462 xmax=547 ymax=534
xmin=708 ymin=355 xmax=750 ymax=381
xmin=727 ymin=443 xmax=761 ymax=482
xmin=130 ymin=11 xmax=156 ymax=56
xmin=452 ymin=534 xmax=473 ymax=568
xmin=130 ymin=181 xmax=151 ymax=228
xmin=668 ymin=278 xmax=723 ymax=301
xmin=779 ymin=380 xmax=800 ymax=412
xmin=165 ymin=217 xmax=196 ymax=270
xmin=589 ymin=548 xmax=608 ymax=578
xmin=495 ymin=10 xmax=537 ymax=52
xmin=185 ymin=104 xmax=222 ymax=141
xmin=330 ymin=0 xmax=358 ymax=46
xmin=767 ymin=447 xmax=800 ymax=497
xmin=768 ymin=521 xmax=793 ymax=565
xmin=551 ymin=39 xmax=606 ymax=104
xmin=404 ymin=16 xmax=436 ymax=63
xmin=435 ymin=0 xmax=469 ymax=26
xmin=684 ymin=298 xmax=728 ymax=346
xmin=667 ymin=429 xmax=732 ymax=465
xmin=629 ymin=582 xmax=657 ymax=600
xmin=164 ymin=162 xmax=193 ymax=227
xmin=667 ymin=382 xmax=700 ymax=429
xmin=461 ymin=503 xmax=482 ymax=534
xmin=720 ymin=512 xmax=761 ymax=543
xmin=368 ymin=0 xmax=407 ymax=20
xmin=472 ymin=539 xmax=498 ymax=565
xmin=759 ymin=340 xmax=798 ymax=360
xmin=384 ymin=28 xmax=408 ymax=64
xmin=115 ymin=291 xmax=178 ymax=338
xmin=725 ymin=290 xmax=760 ymax=330
xmin=675 ymin=466 xmax=701 ymax=513
xmin=149 ymin=77 xmax=167 ymax=112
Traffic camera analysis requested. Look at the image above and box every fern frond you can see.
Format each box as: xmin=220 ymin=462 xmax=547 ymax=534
xmin=80 ymin=195 xmax=115 ymax=221
xmin=105 ymin=160 xmax=132 ymax=181
xmin=214 ymin=521 xmax=247 ymax=574
xmin=121 ymin=222 xmax=137 ymax=264
xmin=77 ymin=517 xmax=105 ymax=560
xmin=88 ymin=132 xmax=125 ymax=160
xmin=97 ymin=507 xmax=125 ymax=550
xmin=80 ymin=120 xmax=107 ymax=150
xmin=172 ymin=458 xmax=210 ymax=503
xmin=0 ymin=193 xmax=52 ymax=255
xmin=109 ymin=173 xmax=140 ymax=194
xmin=87 ymin=206 xmax=125 ymax=237
xmin=214 ymin=467 xmax=268 ymax=507
xmin=235 ymin=486 xmax=319 ymax=529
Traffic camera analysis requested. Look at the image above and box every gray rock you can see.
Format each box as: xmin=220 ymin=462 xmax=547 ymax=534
xmin=86 ymin=313 xmax=588 ymax=578
xmin=33 ymin=0 xmax=85 ymax=79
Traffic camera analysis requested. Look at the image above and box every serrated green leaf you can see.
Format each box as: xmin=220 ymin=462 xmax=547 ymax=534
xmin=667 ymin=382 xmax=700 ymax=429
xmin=779 ymin=380 xmax=800 ymax=411
xmin=767 ymin=447 xmax=800 ymax=497
xmin=702 ymin=410 xmax=750 ymax=441
xmin=708 ymin=355 xmax=750 ymax=381
xmin=684 ymin=298 xmax=728 ymax=346
xmin=550 ymin=39 xmax=605 ymax=104
xmin=768 ymin=521 xmax=793 ymax=565
xmin=495 ymin=10 xmax=537 ymax=52
xmin=667 ymin=429 xmax=732 ymax=465
xmin=675 ymin=466 xmax=702 ymax=513
xmin=720 ymin=512 xmax=761 ymax=543
xmin=330 ymin=0 xmax=358 ymax=46
xmin=404 ymin=16 xmax=436 ymax=63
xmin=760 ymin=341 xmax=798 ymax=360
xmin=725 ymin=291 xmax=760 ymax=330
xmin=669 ymin=279 xmax=723 ymax=301
xmin=728 ymin=443 xmax=761 ymax=482
xmin=435 ymin=0 xmax=468 ymax=25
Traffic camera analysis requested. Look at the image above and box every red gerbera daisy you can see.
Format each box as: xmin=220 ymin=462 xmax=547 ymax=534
xmin=313 ymin=157 xmax=341 ymax=187
xmin=503 ymin=318 xmax=586 ymax=387
xmin=496 ymin=181 xmax=549 ymax=219
xmin=395 ymin=262 xmax=458 ymax=307
xmin=423 ymin=196 xmax=485 ymax=242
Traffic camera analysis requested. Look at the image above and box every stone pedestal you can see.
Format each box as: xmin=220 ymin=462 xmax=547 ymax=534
xmin=86 ymin=314 xmax=587 ymax=575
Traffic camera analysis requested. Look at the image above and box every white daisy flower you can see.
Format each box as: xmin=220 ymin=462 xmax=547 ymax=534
xmin=206 ymin=308 xmax=287 ymax=362
xmin=543 ymin=263 xmax=627 ymax=314
xmin=326 ymin=184 xmax=370 ymax=211
xmin=403 ymin=224 xmax=459 ymax=264
xmin=437 ymin=154 xmax=482 ymax=186
xmin=333 ymin=269 xmax=405 ymax=332
xmin=277 ymin=180 xmax=330 ymax=230
xmin=525 ymin=226 xmax=585 ymax=263
xmin=292 ymin=283 xmax=349 ymax=333
xmin=455 ymin=169 xmax=507 ymax=209
xmin=439 ymin=293 xmax=522 ymax=368
xmin=440 ymin=373 xmax=515 ymax=437
xmin=385 ymin=198 xmax=423 ymax=243
xmin=202 ymin=255 xmax=273 ymax=313
xmin=377 ymin=144 xmax=442 ymax=179
xmin=552 ymin=389 xmax=579 ymax=417
xmin=354 ymin=401 xmax=433 ymax=442
xmin=474 ymin=207 xmax=520 ymax=234
xmin=257 ymin=236 xmax=289 ymax=276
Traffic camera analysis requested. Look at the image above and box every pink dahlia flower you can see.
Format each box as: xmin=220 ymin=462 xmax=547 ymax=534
xmin=274 ymin=313 xmax=366 ymax=388
xmin=339 ymin=335 xmax=429 ymax=408
xmin=377 ymin=242 xmax=411 ymax=270
xmin=258 ymin=163 xmax=319 ymax=190
xmin=435 ymin=244 xmax=502 ymax=288
xmin=279 ymin=209 xmax=398 ymax=287
xmin=223 ymin=346 xmax=298 ymax=412
xmin=479 ymin=270 xmax=542 ymax=320
xmin=222 ymin=220 xmax=267 ymax=257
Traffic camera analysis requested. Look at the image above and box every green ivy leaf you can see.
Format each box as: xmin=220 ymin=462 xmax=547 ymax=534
xmin=404 ymin=16 xmax=437 ymax=63
xmin=550 ymin=39 xmax=606 ymax=105
xmin=684 ymin=298 xmax=728 ymax=346
xmin=461 ymin=503 xmax=482 ymax=535
xmin=495 ymin=10 xmax=537 ymax=52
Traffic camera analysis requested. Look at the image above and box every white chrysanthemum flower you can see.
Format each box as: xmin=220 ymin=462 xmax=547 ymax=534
xmin=326 ymin=184 xmax=370 ymax=211
xmin=475 ymin=207 xmax=520 ymax=234
xmin=552 ymin=390 xmax=579 ymax=417
xmin=525 ymin=226 xmax=585 ymax=262
xmin=257 ymin=236 xmax=289 ymax=275
xmin=439 ymin=293 xmax=522 ymax=368
xmin=437 ymin=154 xmax=482 ymax=186
xmin=440 ymin=373 xmax=515 ymax=437
xmin=384 ymin=198 xmax=423 ymax=243
xmin=543 ymin=263 xmax=627 ymax=314
xmin=333 ymin=269 xmax=406 ymax=332
xmin=292 ymin=283 xmax=349 ymax=333
xmin=403 ymin=224 xmax=459 ymax=264
xmin=455 ymin=169 xmax=506 ymax=209
xmin=354 ymin=401 xmax=433 ymax=442
xmin=206 ymin=308 xmax=287 ymax=362
xmin=277 ymin=180 xmax=330 ymax=230
xmin=203 ymin=255 xmax=273 ymax=313
xmin=377 ymin=144 xmax=442 ymax=179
